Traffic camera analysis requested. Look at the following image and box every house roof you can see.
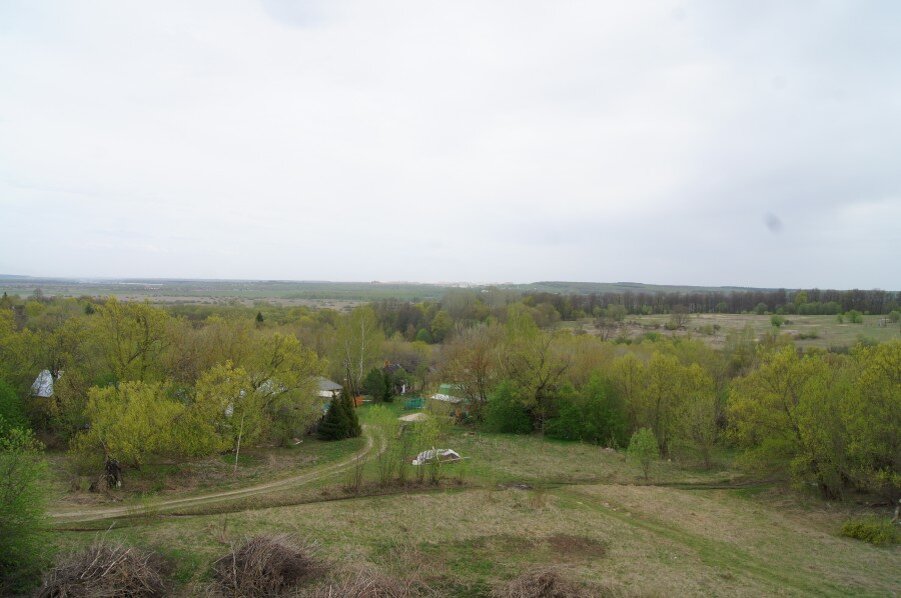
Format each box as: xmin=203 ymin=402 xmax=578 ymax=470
xmin=31 ymin=369 xmax=55 ymax=398
xmin=316 ymin=377 xmax=343 ymax=392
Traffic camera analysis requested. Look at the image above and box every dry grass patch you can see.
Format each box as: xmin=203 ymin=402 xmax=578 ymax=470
xmin=545 ymin=534 xmax=607 ymax=558
xmin=493 ymin=568 xmax=613 ymax=598
xmin=37 ymin=539 xmax=169 ymax=598
xmin=303 ymin=566 xmax=435 ymax=597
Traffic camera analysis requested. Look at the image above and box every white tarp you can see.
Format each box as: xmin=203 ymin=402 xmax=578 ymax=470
xmin=31 ymin=369 xmax=55 ymax=398
xmin=412 ymin=448 xmax=461 ymax=465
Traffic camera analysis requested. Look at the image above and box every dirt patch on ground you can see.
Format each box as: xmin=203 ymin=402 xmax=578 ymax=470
xmin=545 ymin=534 xmax=607 ymax=558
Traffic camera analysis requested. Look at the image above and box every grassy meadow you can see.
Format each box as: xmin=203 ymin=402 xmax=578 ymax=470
xmin=45 ymin=405 xmax=900 ymax=597
xmin=564 ymin=313 xmax=900 ymax=350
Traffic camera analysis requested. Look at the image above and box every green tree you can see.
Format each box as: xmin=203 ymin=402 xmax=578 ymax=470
xmin=482 ymin=380 xmax=532 ymax=434
xmin=729 ymin=347 xmax=851 ymax=498
xmin=335 ymin=306 xmax=384 ymax=395
xmin=842 ymin=341 xmax=900 ymax=500
xmin=846 ymin=310 xmax=863 ymax=324
xmin=341 ymin=390 xmax=362 ymax=438
xmin=415 ymin=328 xmax=433 ymax=344
xmin=429 ymin=310 xmax=453 ymax=343
xmin=0 ymin=381 xmax=27 ymax=431
xmin=318 ymin=395 xmax=351 ymax=440
xmin=92 ymin=297 xmax=172 ymax=382
xmin=500 ymin=305 xmax=568 ymax=433
xmin=754 ymin=302 xmax=768 ymax=315
xmin=628 ymin=427 xmax=659 ymax=479
xmin=362 ymin=367 xmax=390 ymax=402
xmin=546 ymin=375 xmax=626 ymax=446
xmin=0 ymin=416 xmax=48 ymax=592
xmin=72 ymin=381 xmax=183 ymax=468
xmin=770 ymin=314 xmax=784 ymax=328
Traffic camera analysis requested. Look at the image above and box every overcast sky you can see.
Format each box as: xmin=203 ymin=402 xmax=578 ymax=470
xmin=0 ymin=1 xmax=898 ymax=288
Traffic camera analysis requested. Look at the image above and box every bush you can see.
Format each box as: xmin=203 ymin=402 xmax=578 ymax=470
xmin=839 ymin=516 xmax=899 ymax=546
xmin=627 ymin=428 xmax=659 ymax=480
xmin=37 ymin=539 xmax=169 ymax=597
xmin=482 ymin=381 xmax=532 ymax=434
xmin=1 ymin=419 xmax=48 ymax=593
xmin=846 ymin=310 xmax=863 ymax=324
xmin=0 ymin=381 xmax=27 ymax=430
xmin=770 ymin=314 xmax=784 ymax=328
xmin=212 ymin=534 xmax=322 ymax=596
xmin=546 ymin=377 xmax=626 ymax=447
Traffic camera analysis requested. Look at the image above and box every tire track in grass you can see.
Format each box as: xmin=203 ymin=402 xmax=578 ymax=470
xmin=50 ymin=425 xmax=385 ymax=525
xmin=556 ymin=488 xmax=850 ymax=597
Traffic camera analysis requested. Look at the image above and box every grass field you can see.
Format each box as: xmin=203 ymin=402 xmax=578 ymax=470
xmin=564 ymin=313 xmax=900 ymax=349
xmin=44 ymin=406 xmax=900 ymax=597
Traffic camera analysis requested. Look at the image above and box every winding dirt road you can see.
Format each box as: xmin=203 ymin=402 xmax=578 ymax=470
xmin=51 ymin=426 xmax=383 ymax=525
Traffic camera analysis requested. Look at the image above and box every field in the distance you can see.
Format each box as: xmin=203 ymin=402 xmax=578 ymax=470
xmin=564 ymin=313 xmax=900 ymax=349
xmin=47 ymin=407 xmax=900 ymax=597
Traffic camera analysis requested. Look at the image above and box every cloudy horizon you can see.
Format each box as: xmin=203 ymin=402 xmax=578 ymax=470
xmin=1 ymin=1 xmax=899 ymax=289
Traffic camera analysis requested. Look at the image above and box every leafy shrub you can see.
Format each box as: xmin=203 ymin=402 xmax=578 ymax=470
xmin=627 ymin=428 xmax=659 ymax=480
xmin=37 ymin=540 xmax=169 ymax=597
xmin=839 ymin=516 xmax=898 ymax=545
xmin=1 ymin=419 xmax=48 ymax=593
xmin=212 ymin=534 xmax=322 ymax=596
xmin=0 ymin=381 xmax=27 ymax=430
xmin=482 ymin=381 xmax=532 ymax=434
xmin=546 ymin=377 xmax=626 ymax=447
xmin=846 ymin=310 xmax=863 ymax=324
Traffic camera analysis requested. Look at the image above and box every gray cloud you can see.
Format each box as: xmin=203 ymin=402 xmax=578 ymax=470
xmin=0 ymin=0 xmax=898 ymax=288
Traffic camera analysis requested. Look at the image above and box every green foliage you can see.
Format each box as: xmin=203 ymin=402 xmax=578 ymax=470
xmin=362 ymin=368 xmax=391 ymax=402
xmin=415 ymin=328 xmax=433 ymax=343
xmin=839 ymin=516 xmax=898 ymax=545
xmin=318 ymin=390 xmax=360 ymax=440
xmin=889 ymin=310 xmax=900 ymax=324
xmin=727 ymin=341 xmax=900 ymax=500
xmin=846 ymin=310 xmax=863 ymax=324
xmin=0 ymin=416 xmax=49 ymax=592
xmin=546 ymin=376 xmax=627 ymax=446
xmin=482 ymin=380 xmax=532 ymax=434
xmin=628 ymin=427 xmax=659 ymax=479
xmin=0 ymin=380 xmax=27 ymax=430
xmin=770 ymin=314 xmax=784 ymax=328
xmin=72 ymin=381 xmax=184 ymax=467
xmin=754 ymin=303 xmax=768 ymax=315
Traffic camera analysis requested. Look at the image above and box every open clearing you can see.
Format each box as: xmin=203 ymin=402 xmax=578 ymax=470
xmin=46 ymin=408 xmax=900 ymax=597
xmin=565 ymin=313 xmax=900 ymax=349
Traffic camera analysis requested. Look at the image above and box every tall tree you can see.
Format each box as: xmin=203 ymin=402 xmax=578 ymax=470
xmin=335 ymin=306 xmax=384 ymax=395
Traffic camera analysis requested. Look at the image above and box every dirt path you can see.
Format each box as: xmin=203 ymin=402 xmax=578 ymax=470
xmin=51 ymin=426 xmax=383 ymax=524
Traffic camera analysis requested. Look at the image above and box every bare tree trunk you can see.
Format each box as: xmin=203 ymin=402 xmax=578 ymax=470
xmin=233 ymin=413 xmax=245 ymax=477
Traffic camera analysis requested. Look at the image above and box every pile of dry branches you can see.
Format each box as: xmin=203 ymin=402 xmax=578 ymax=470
xmin=37 ymin=540 xmax=168 ymax=598
xmin=211 ymin=534 xmax=322 ymax=596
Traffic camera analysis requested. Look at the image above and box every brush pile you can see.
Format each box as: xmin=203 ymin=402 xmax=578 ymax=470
xmin=37 ymin=540 xmax=168 ymax=598
xmin=211 ymin=534 xmax=322 ymax=596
